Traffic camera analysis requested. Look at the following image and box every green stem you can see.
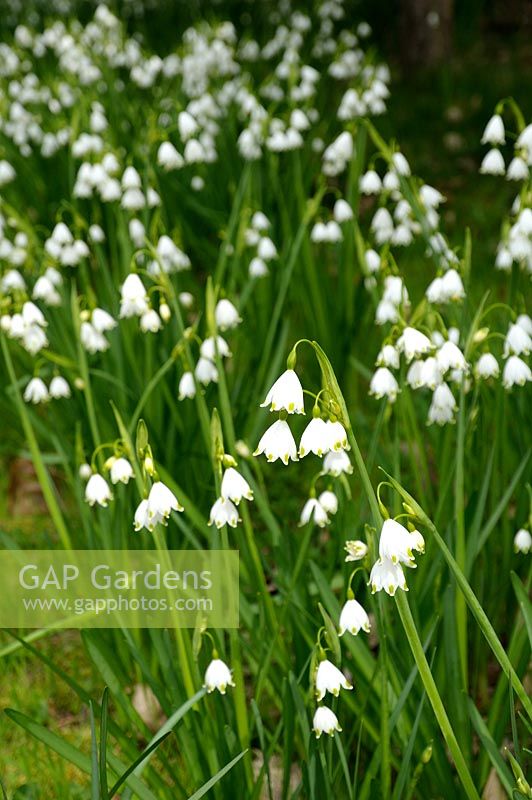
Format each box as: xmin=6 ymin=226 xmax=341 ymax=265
xmin=455 ymin=383 xmax=468 ymax=689
xmin=395 ymin=592 xmax=480 ymax=800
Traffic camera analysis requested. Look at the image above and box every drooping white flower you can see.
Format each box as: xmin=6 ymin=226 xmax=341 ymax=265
xmin=369 ymin=367 xmax=399 ymax=402
xmin=91 ymin=308 xmax=117 ymax=333
xmin=369 ymin=557 xmax=407 ymax=595
xmin=140 ymin=309 xmax=162 ymax=333
xmin=120 ymin=274 xmax=148 ymax=318
xmin=419 ymin=357 xmax=443 ymax=390
xmin=49 ymin=376 xmax=71 ymax=399
xmin=209 ymin=497 xmax=240 ymax=529
xmin=260 ymin=369 xmax=304 ymax=414
xmin=85 ymin=473 xmax=113 ymax=507
xmin=315 ymin=659 xmax=352 ymax=701
xmin=376 ymin=344 xmax=399 ymax=369
xmin=200 ymin=335 xmax=232 ymax=360
xmin=299 ymin=498 xmax=329 ymax=528
xmin=204 ymin=658 xmax=234 ymax=694
xmin=436 ymin=341 xmax=468 ymax=374
xmin=195 ymin=357 xmax=218 ymax=385
xmin=109 ymin=457 xmax=134 ymax=485
xmin=344 ymin=540 xmax=368 ymax=561
xmin=147 ymin=481 xmax=183 ymax=522
xmin=333 ymin=198 xmax=353 ymax=222
xmin=474 ymin=353 xmax=499 ymax=380
xmin=313 ymin=706 xmax=341 ymax=738
xmin=397 ymin=327 xmax=432 ymax=362
xmin=504 ymin=323 xmax=532 ymax=357
xmin=215 ymin=299 xmax=241 ymax=331
xmin=339 ymin=598 xmax=370 ymax=635
xmin=502 ymin=356 xmax=532 ymax=389
xmin=480 ymin=149 xmax=505 ymax=175
xmin=379 ymin=518 xmax=418 ymax=566
xmin=178 ymin=371 xmax=196 ymax=400
xmin=516 ymin=314 xmax=532 ymax=336
xmin=157 ymin=141 xmax=184 ymax=171
xmin=326 ymin=419 xmax=348 ymax=452
xmin=134 ymin=499 xmax=154 ymax=532
xmin=24 ymin=377 xmax=49 ymax=404
xmin=481 ymin=114 xmax=505 ymax=146
xmin=319 ymin=490 xmax=338 ymax=515
xmin=254 ymin=419 xmax=298 ymax=465
xmin=514 ymin=528 xmax=532 ymax=554
xmin=220 ymin=468 xmax=253 ymax=504
xmin=299 ymin=416 xmax=330 ymax=457
xmin=80 ymin=322 xmax=109 ymax=354
xmin=428 ymin=382 xmax=457 ymax=425
xmin=323 ymin=450 xmax=353 ymax=476
xmin=506 ymin=157 xmax=529 ymax=181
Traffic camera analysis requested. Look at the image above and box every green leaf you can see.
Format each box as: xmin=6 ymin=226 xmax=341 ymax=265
xmin=99 ymin=688 xmax=109 ymax=799
xmin=136 ymin=418 xmax=149 ymax=456
xmin=187 ymin=750 xmax=248 ymax=800
xmin=511 ymin=572 xmax=532 ymax=649
xmin=108 ymin=731 xmax=171 ymax=797
xmin=89 ymin=702 xmax=100 ymax=800
xmin=318 ymin=602 xmax=341 ymax=664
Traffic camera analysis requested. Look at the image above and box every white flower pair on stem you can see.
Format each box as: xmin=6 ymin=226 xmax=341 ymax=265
xmin=208 ymin=466 xmax=253 ymax=530
xmin=369 ymin=518 xmax=425 ymax=596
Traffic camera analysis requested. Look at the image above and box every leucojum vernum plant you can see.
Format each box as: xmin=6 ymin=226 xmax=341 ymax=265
xmin=0 ymin=1 xmax=530 ymax=798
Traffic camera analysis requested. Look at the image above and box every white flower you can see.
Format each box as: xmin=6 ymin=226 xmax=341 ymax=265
xmin=299 ymin=416 xmax=330 ymax=457
xmin=249 ymin=257 xmax=268 ymax=277
xmin=24 ymin=377 xmax=49 ymax=404
xmin=85 ymin=474 xmax=113 ymax=507
xmin=514 ymin=528 xmax=531 ymax=554
xmin=315 ymin=659 xmax=352 ymax=701
xmin=49 ymin=376 xmax=71 ymax=399
xmin=480 ymin=149 xmax=505 ymax=175
xmin=436 ymin=341 xmax=468 ymax=374
xmin=397 ymin=327 xmax=432 ymax=361
xmin=360 ymin=170 xmax=382 ymax=194
xmin=481 ymin=114 xmax=505 ymax=145
xmin=376 ymin=344 xmax=399 ymax=369
xmin=140 ymin=309 xmax=162 ymax=333
xmin=79 ymin=463 xmax=92 ymax=481
xmin=441 ymin=269 xmax=465 ymax=301
xmin=110 ymin=457 xmax=134 ymax=485
xmin=504 ymin=323 xmax=532 ymax=357
xmin=254 ymin=419 xmax=298 ymax=465
xmin=326 ymin=419 xmax=348 ymax=452
xmin=157 ymin=141 xmax=183 ymax=170
xmin=474 ymin=353 xmax=499 ymax=380
xmin=204 ymin=658 xmax=235 ymax=694
xmin=502 ymin=356 xmax=532 ymax=389
xmin=147 ymin=481 xmax=183 ymax=522
xmin=221 ymin=468 xmax=253 ymax=503
xmin=134 ymin=499 xmax=153 ymax=532
xmin=258 ymin=237 xmax=277 ymax=261
xmin=375 ymin=299 xmax=400 ymax=326
xmin=370 ymin=367 xmax=399 ymax=402
xmin=369 ymin=557 xmax=407 ymax=595
xmin=419 ymin=357 xmax=443 ymax=389
xmin=215 ymin=299 xmax=241 ymax=331
xmin=516 ymin=314 xmax=532 ymax=336
xmin=178 ymin=371 xmax=196 ymax=400
xmin=195 ymin=357 xmax=218 ymax=385
xmin=428 ymin=382 xmax=457 ymax=425
xmin=379 ymin=518 xmax=418 ymax=566
xmin=344 ymin=540 xmax=368 ymax=561
xmin=120 ymin=274 xmax=148 ymax=318
xmin=299 ymin=498 xmax=329 ymax=528
xmin=506 ymin=157 xmax=529 ymax=181
xmin=313 ymin=706 xmax=342 ymax=738
xmin=209 ymin=497 xmax=240 ymax=528
xmin=339 ymin=598 xmax=370 ymax=635
xmin=260 ymin=369 xmax=304 ymax=414
xmin=200 ymin=336 xmax=231 ymax=360
xmin=323 ymin=450 xmax=353 ymax=476
xmin=319 ymin=491 xmax=338 ymax=515
xmin=80 ymin=322 xmax=109 ymax=354
xmin=333 ymin=199 xmax=353 ymax=222
xmin=91 ymin=308 xmax=116 ymax=333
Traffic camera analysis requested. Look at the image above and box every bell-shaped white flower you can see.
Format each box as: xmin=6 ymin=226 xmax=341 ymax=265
xmin=345 ymin=540 xmax=368 ymax=561
xmin=215 ymin=299 xmax=241 ymax=331
xmin=319 ymin=490 xmax=338 ymax=515
xmin=24 ymin=377 xmax=49 ymax=404
xmin=326 ymin=419 xmax=348 ymax=452
xmin=299 ymin=415 xmax=330 ymax=457
xmin=428 ymin=382 xmax=457 ymax=425
xmin=333 ymin=199 xmax=353 ymax=222
xmin=299 ymin=498 xmax=329 ymax=528
xmin=120 ymin=274 xmax=148 ymax=318
xmin=504 ymin=323 xmax=532 ymax=357
xmin=506 ymin=157 xmax=529 ymax=181
xmin=516 ymin=314 xmax=532 ymax=336
xmin=379 ymin=518 xmax=422 ymax=566
xmin=179 ymin=371 xmax=196 ymax=400
xmin=195 ymin=357 xmax=218 ymax=385
xmin=436 ymin=341 xmax=468 ymax=374
xmin=376 ymin=344 xmax=399 ymax=369
xmin=200 ymin=335 xmax=231 ymax=360
xmin=323 ymin=450 xmax=353 ymax=476
xmin=397 ymin=327 xmax=432 ymax=362
xmin=85 ymin=474 xmax=113 ymax=507
xmin=110 ymin=457 xmax=134 ymax=485
xmin=481 ymin=114 xmax=505 ymax=145
xmin=369 ymin=557 xmax=407 ymax=595
xmin=480 ymin=148 xmax=505 ymax=175
xmin=209 ymin=497 xmax=240 ymax=528
xmin=220 ymin=468 xmax=253 ymax=504
xmin=204 ymin=658 xmax=235 ymax=694
xmin=514 ymin=528 xmax=531 ymax=554
xmin=474 ymin=353 xmax=499 ymax=380
xmin=254 ymin=419 xmax=298 ymax=465
xmin=315 ymin=659 xmax=352 ymax=701
xmin=91 ymin=308 xmax=116 ymax=333
xmin=313 ymin=706 xmax=342 ymax=738
xmin=260 ymin=369 xmax=304 ymax=414
xmin=339 ymin=597 xmax=370 ymax=636
xmin=147 ymin=481 xmax=183 ymax=522
xmin=370 ymin=367 xmax=399 ymax=402
xmin=134 ymin=499 xmax=157 ymax=532
xmin=140 ymin=309 xmax=162 ymax=333
xmin=49 ymin=376 xmax=71 ymax=399
xmin=502 ymin=356 xmax=532 ymax=389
